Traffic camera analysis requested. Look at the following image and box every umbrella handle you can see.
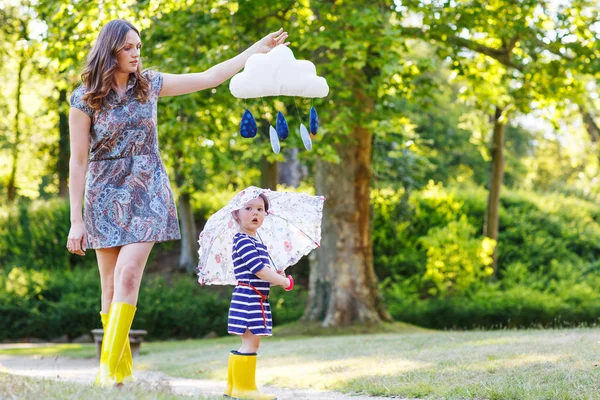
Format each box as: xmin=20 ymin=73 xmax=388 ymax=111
xmin=284 ymin=275 xmax=294 ymax=291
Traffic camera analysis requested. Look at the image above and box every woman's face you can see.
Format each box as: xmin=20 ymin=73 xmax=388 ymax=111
xmin=116 ymin=29 xmax=141 ymax=74
xmin=236 ymin=197 xmax=267 ymax=234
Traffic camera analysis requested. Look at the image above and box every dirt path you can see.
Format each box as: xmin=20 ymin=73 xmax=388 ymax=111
xmin=0 ymin=354 xmax=400 ymax=399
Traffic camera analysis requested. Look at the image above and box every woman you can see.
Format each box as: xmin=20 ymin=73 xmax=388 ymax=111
xmin=66 ymin=19 xmax=289 ymax=386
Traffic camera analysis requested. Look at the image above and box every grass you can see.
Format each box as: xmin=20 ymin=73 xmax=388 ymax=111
xmin=273 ymin=320 xmax=427 ymax=336
xmin=0 ymin=321 xmax=423 ymax=359
xmin=3 ymin=326 xmax=600 ymax=399
xmin=134 ymin=327 xmax=600 ymax=399
xmin=0 ymin=343 xmax=95 ymax=358
xmin=0 ymin=373 xmax=219 ymax=400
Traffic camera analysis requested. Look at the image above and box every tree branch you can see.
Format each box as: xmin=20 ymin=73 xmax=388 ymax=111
xmin=451 ymin=35 xmax=524 ymax=70
xmin=399 ymin=26 xmax=525 ymax=71
xmin=578 ymin=103 xmax=600 ymax=143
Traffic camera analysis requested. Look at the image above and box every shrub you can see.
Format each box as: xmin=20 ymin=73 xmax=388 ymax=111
xmin=0 ymin=267 xmax=306 ymax=341
xmin=0 ymin=199 xmax=96 ymax=271
xmin=419 ymin=216 xmax=495 ymax=296
xmin=384 ymin=280 xmax=600 ymax=329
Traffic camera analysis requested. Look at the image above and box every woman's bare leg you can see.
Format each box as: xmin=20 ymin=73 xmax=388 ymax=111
xmin=112 ymin=242 xmax=155 ymax=305
xmin=96 ymin=247 xmax=121 ymax=313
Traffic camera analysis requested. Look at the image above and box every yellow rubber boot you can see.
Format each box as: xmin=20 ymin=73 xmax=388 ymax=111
xmin=224 ymin=351 xmax=236 ymax=397
xmin=230 ymin=353 xmax=276 ymax=400
xmin=95 ymin=302 xmax=136 ymax=386
xmin=100 ymin=312 xmax=134 ymax=384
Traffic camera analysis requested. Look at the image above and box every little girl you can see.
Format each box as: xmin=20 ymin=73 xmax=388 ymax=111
xmin=225 ymin=193 xmax=293 ymax=400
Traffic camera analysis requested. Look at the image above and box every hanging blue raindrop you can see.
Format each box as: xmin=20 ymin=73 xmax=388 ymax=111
xmin=276 ymin=111 xmax=289 ymax=140
xmin=309 ymin=106 xmax=319 ymax=135
xmin=239 ymin=109 xmax=257 ymax=138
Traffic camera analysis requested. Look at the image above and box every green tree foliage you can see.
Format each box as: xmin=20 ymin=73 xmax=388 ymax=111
xmin=393 ymin=0 xmax=600 ymax=272
xmin=1 ymin=1 xmax=600 ymax=333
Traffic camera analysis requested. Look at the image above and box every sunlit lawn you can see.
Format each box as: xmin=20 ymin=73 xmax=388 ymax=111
xmin=0 ymin=343 xmax=96 ymax=358
xmin=0 ymin=373 xmax=218 ymax=400
xmin=2 ymin=324 xmax=600 ymax=399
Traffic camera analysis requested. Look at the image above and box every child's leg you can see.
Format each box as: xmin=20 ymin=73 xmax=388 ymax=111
xmin=230 ymin=331 xmax=275 ymax=399
xmin=226 ymin=331 xmax=258 ymax=396
xmin=239 ymin=329 xmax=260 ymax=353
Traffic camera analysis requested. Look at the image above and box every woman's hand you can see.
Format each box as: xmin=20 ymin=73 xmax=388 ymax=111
xmin=66 ymin=221 xmax=87 ymax=256
xmin=160 ymin=28 xmax=290 ymax=96
xmin=253 ymin=28 xmax=290 ymax=54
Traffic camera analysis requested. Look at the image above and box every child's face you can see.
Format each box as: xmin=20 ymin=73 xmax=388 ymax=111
xmin=236 ymin=197 xmax=267 ymax=234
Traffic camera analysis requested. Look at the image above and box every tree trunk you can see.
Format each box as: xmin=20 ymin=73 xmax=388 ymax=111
xmin=577 ymin=102 xmax=600 ymax=164
xmin=7 ymin=47 xmax=25 ymax=203
xmin=305 ymin=124 xmax=391 ymax=327
xmin=58 ymin=88 xmax=69 ymax=198
xmin=484 ymin=106 xmax=507 ymax=275
xmin=261 ymin=156 xmax=278 ymax=190
xmin=578 ymin=103 xmax=600 ymax=143
xmin=171 ymin=124 xmax=198 ymax=274
xmin=178 ymin=192 xmax=198 ymax=274
xmin=278 ymin=148 xmax=305 ymax=188
xmin=579 ymin=103 xmax=600 ymax=165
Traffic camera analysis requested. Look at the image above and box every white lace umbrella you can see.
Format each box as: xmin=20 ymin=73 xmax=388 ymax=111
xmin=196 ymin=186 xmax=325 ymax=285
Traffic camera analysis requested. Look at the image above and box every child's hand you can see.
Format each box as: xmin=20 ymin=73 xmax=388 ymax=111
xmin=276 ymin=269 xmax=289 ymax=287
xmin=283 ymin=275 xmax=294 ymax=291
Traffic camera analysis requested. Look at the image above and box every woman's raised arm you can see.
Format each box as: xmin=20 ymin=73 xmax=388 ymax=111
xmin=159 ymin=28 xmax=289 ymax=97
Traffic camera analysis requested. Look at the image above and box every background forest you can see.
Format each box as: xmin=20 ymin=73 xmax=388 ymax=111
xmin=1 ymin=0 xmax=600 ymax=341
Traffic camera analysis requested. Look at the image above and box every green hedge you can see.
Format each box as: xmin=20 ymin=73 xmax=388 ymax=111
xmin=2 ymin=181 xmax=600 ymax=336
xmin=385 ymin=281 xmax=600 ymax=329
xmin=373 ymin=183 xmax=600 ymax=292
xmin=0 ymin=194 xmax=306 ymax=341
xmin=384 ymin=257 xmax=600 ymax=328
xmin=374 ymin=182 xmax=600 ymax=328
xmin=0 ymin=266 xmax=306 ymax=342
xmin=0 ymin=199 xmax=97 ymax=271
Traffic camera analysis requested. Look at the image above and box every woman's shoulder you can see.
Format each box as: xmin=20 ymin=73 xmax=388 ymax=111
xmin=142 ymin=68 xmax=157 ymax=79
xmin=70 ymin=84 xmax=87 ymax=99
xmin=70 ymin=85 xmax=94 ymax=117
xmin=142 ymin=69 xmax=164 ymax=84
xmin=142 ymin=69 xmax=163 ymax=97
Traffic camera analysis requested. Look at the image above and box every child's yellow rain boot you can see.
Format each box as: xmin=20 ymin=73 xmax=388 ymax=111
xmin=100 ymin=311 xmax=134 ymax=384
xmin=223 ymin=350 xmax=237 ymax=397
xmin=230 ymin=352 xmax=276 ymax=400
xmin=95 ymin=302 xmax=136 ymax=386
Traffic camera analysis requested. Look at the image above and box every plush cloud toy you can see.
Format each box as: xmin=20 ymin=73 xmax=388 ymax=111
xmin=229 ymin=45 xmax=329 ymax=153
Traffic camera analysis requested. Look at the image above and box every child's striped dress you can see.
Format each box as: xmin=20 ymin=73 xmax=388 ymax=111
xmin=227 ymin=232 xmax=273 ymax=336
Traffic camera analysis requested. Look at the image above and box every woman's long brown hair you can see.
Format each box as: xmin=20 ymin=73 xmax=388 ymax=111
xmin=81 ymin=19 xmax=150 ymax=112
